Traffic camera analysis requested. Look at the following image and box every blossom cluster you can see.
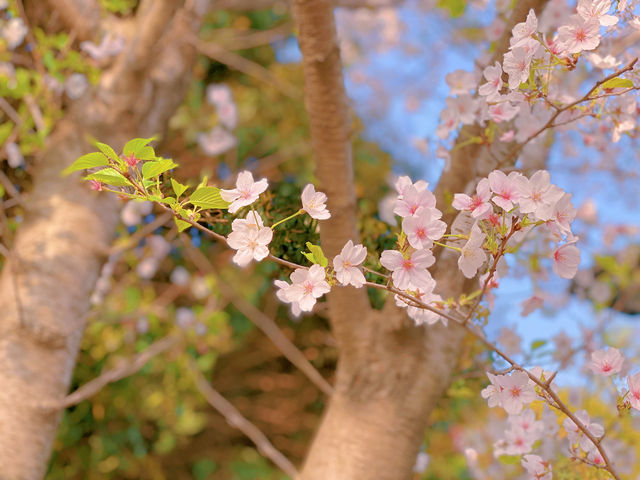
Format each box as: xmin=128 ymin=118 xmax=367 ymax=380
xmin=198 ymin=84 xmax=239 ymax=157
xmin=436 ymin=0 xmax=636 ymax=160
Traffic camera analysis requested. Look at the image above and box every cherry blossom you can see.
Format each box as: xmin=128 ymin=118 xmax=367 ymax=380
xmin=481 ymin=372 xmax=504 ymax=408
xmin=478 ymin=62 xmax=503 ymax=101
xmin=452 ymin=178 xmax=492 ymax=218
xmin=521 ymin=294 xmax=544 ymax=316
xmin=503 ymin=47 xmax=534 ymax=90
xmin=284 ymin=265 xmax=331 ymax=312
xmin=197 ymin=126 xmax=237 ymax=157
xmin=220 ymin=170 xmax=268 ymax=213
xmin=552 ymin=242 xmax=581 ymax=279
xmin=380 ymin=249 xmax=434 ymax=290
xmin=498 ymin=371 xmax=536 ymax=415
xmin=557 ymin=15 xmax=601 ymax=54
xmin=562 ymin=409 xmax=604 ymax=452
xmin=521 ymin=455 xmax=552 ymax=480
xmin=274 ymin=280 xmax=302 ymax=318
xmin=394 ymin=185 xmax=437 ymax=218
xmin=80 ymin=33 xmax=125 ymax=60
xmin=577 ymin=0 xmax=618 ymax=26
xmin=394 ymin=176 xmax=428 ymax=197
xmin=2 ymin=17 xmax=27 ymax=50
xmin=395 ymin=278 xmax=444 ymax=326
xmin=402 ymin=209 xmax=446 ymax=250
xmin=227 ymin=221 xmax=273 ymax=267
xmin=445 ymin=69 xmax=477 ymax=95
xmin=627 ymin=372 xmax=640 ymax=411
xmin=514 ymin=170 xmax=564 ymax=221
xmin=511 ymin=9 xmax=538 ymax=48
xmin=589 ymin=347 xmax=624 ymax=376
xmin=458 ymin=224 xmax=487 ymax=278
xmin=488 ymin=170 xmax=521 ymax=211
xmin=508 ymin=409 xmax=544 ymax=439
xmin=65 ymin=73 xmax=89 ymax=99
xmin=550 ymin=193 xmax=577 ymax=235
xmin=301 ymin=184 xmax=331 ymax=220
xmin=488 ymin=101 xmax=520 ymax=123
xmin=333 ymin=240 xmax=367 ymax=288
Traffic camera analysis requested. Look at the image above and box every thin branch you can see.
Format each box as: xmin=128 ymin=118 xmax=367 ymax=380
xmin=40 ymin=335 xmax=180 ymax=410
xmin=189 ymin=359 xmax=299 ymax=479
xmin=43 ymin=0 xmax=101 ymax=42
xmin=0 ymin=97 xmax=22 ymax=125
xmin=190 ymin=36 xmax=300 ymax=100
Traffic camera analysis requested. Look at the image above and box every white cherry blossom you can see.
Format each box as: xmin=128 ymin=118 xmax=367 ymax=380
xmin=458 ymin=224 xmax=487 ymax=278
xmin=284 ymin=265 xmax=331 ymax=312
xmin=380 ymin=249 xmax=434 ymax=290
xmin=552 ymin=242 xmax=580 ymax=279
xmin=589 ymin=347 xmax=624 ymax=376
xmin=402 ymin=208 xmax=446 ymax=250
xmin=333 ymin=240 xmax=367 ymax=288
xmin=220 ymin=170 xmax=268 ymax=213
xmin=301 ymin=184 xmax=331 ymax=220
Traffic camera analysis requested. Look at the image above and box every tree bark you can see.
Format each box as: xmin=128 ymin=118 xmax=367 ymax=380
xmin=292 ymin=0 xmax=548 ymax=478
xmin=0 ymin=3 xmax=206 ymax=477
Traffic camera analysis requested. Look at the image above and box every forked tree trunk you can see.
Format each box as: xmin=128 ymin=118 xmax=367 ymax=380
xmin=292 ymin=0 xmax=548 ymax=478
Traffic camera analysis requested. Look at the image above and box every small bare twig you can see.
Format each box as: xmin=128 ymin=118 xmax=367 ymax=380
xmin=40 ymin=335 xmax=180 ymax=410
xmin=189 ymin=359 xmax=298 ymax=478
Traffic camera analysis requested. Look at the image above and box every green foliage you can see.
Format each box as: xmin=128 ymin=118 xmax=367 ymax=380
xmin=189 ymin=186 xmax=230 ymax=209
xmin=302 ymin=242 xmax=328 ymax=267
xmin=437 ymin=0 xmax=467 ymax=18
xmin=62 ymin=152 xmax=109 ymax=175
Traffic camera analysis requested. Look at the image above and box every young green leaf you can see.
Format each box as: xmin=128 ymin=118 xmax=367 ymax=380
xmin=62 ymin=152 xmax=109 ymax=176
xmin=174 ymin=217 xmax=191 ymax=232
xmin=304 ymin=242 xmax=328 ymax=267
xmin=171 ymin=178 xmax=188 ymax=199
xmin=142 ymin=158 xmax=178 ymax=180
xmin=600 ymin=77 xmax=634 ymax=90
xmin=123 ymin=136 xmax=157 ymax=158
xmin=95 ymin=141 xmax=120 ymax=162
xmin=188 ymin=186 xmax=230 ymax=209
xmin=85 ymin=168 xmax=133 ymax=187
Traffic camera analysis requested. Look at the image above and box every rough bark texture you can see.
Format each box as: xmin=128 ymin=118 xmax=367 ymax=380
xmin=0 ymin=3 xmax=206 ymax=478
xmin=293 ymin=0 xmax=548 ymax=478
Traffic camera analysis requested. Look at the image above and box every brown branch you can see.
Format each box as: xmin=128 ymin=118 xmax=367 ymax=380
xmin=43 ymin=0 xmax=101 ymax=42
xmin=189 ymin=359 xmax=299 ymax=478
xmin=40 ymin=335 xmax=180 ymax=410
xmin=216 ymin=0 xmax=402 ymax=11
xmin=209 ymin=22 xmax=294 ymax=51
xmin=190 ymin=36 xmax=300 ymax=100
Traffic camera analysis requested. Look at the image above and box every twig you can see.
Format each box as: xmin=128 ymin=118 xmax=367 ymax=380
xmin=189 ymin=36 xmax=300 ymax=100
xmin=40 ymin=335 xmax=180 ymax=410
xmin=189 ymin=359 xmax=299 ymax=479
xmin=0 ymin=98 xmax=22 ymax=125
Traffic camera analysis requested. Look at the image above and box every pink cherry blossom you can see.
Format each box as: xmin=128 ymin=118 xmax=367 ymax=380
xmin=198 ymin=127 xmax=237 ymax=157
xmin=514 ymin=170 xmax=564 ymax=221
xmin=394 ymin=278 xmax=444 ymax=326
xmin=301 ymin=184 xmax=331 ymax=220
xmin=274 ymin=280 xmax=302 ymax=318
xmin=488 ymin=170 xmax=521 ymax=211
xmin=394 ymin=185 xmax=437 ymax=218
xmin=284 ymin=264 xmax=331 ymax=312
xmin=380 ymin=249 xmax=434 ymax=290
xmin=220 ymin=170 xmax=268 ymax=213
xmin=333 ymin=240 xmax=367 ymax=288
xmin=552 ymin=242 xmax=581 ymax=279
xmin=445 ymin=69 xmax=477 ymax=95
xmin=488 ymin=101 xmax=520 ymax=123
xmin=402 ymin=209 xmax=446 ymax=250
xmin=562 ymin=409 xmax=604 ymax=453
xmin=557 ymin=15 xmax=601 ymax=54
xmin=478 ymin=62 xmax=503 ymax=101
xmin=481 ymin=372 xmax=504 ymax=408
xmin=503 ymin=47 xmax=534 ymax=90
xmin=452 ymin=178 xmax=492 ymax=218
xmin=511 ymin=9 xmax=538 ymax=48
xmin=521 ymin=455 xmax=552 ymax=480
xmin=627 ymin=372 xmax=640 ymax=411
xmin=589 ymin=347 xmax=624 ymax=376
xmin=394 ymin=176 xmax=429 ymax=197
xmin=521 ymin=294 xmax=544 ymax=316
xmin=508 ymin=409 xmax=544 ymax=440
xmin=498 ymin=371 xmax=536 ymax=415
xmin=504 ymin=426 xmax=535 ymax=455
xmin=551 ymin=193 xmax=577 ymax=235
xmin=577 ymin=0 xmax=618 ymax=26
xmin=458 ymin=224 xmax=487 ymax=278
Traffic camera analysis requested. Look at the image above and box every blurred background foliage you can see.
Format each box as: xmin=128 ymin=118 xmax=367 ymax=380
xmin=1 ymin=0 xmax=639 ymax=478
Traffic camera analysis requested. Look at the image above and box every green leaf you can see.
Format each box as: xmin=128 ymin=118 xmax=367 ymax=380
xmin=174 ymin=217 xmax=191 ymax=232
xmin=95 ymin=141 xmax=120 ymax=162
xmin=142 ymin=158 xmax=178 ymax=180
xmin=123 ymin=136 xmax=157 ymax=158
xmin=497 ymin=455 xmax=520 ymax=465
xmin=437 ymin=0 xmax=466 ymax=17
xmin=188 ymin=186 xmax=230 ymax=209
xmin=171 ymin=178 xmax=188 ymax=199
xmin=85 ymin=168 xmax=133 ymax=187
xmin=304 ymin=242 xmax=328 ymax=267
xmin=531 ymin=340 xmax=547 ymax=350
xmin=62 ymin=152 xmax=109 ymax=175
xmin=600 ymin=78 xmax=633 ymax=90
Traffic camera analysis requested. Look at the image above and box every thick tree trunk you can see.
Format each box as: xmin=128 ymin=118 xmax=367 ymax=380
xmin=0 ymin=3 xmax=205 ymax=477
xmin=292 ymin=0 xmax=549 ymax=478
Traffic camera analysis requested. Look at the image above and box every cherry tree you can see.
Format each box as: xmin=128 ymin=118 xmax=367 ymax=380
xmin=1 ymin=0 xmax=639 ymax=479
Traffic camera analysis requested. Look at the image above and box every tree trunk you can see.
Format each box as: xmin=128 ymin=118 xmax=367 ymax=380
xmin=292 ymin=0 xmax=548 ymax=478
xmin=0 ymin=3 xmax=205 ymax=477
